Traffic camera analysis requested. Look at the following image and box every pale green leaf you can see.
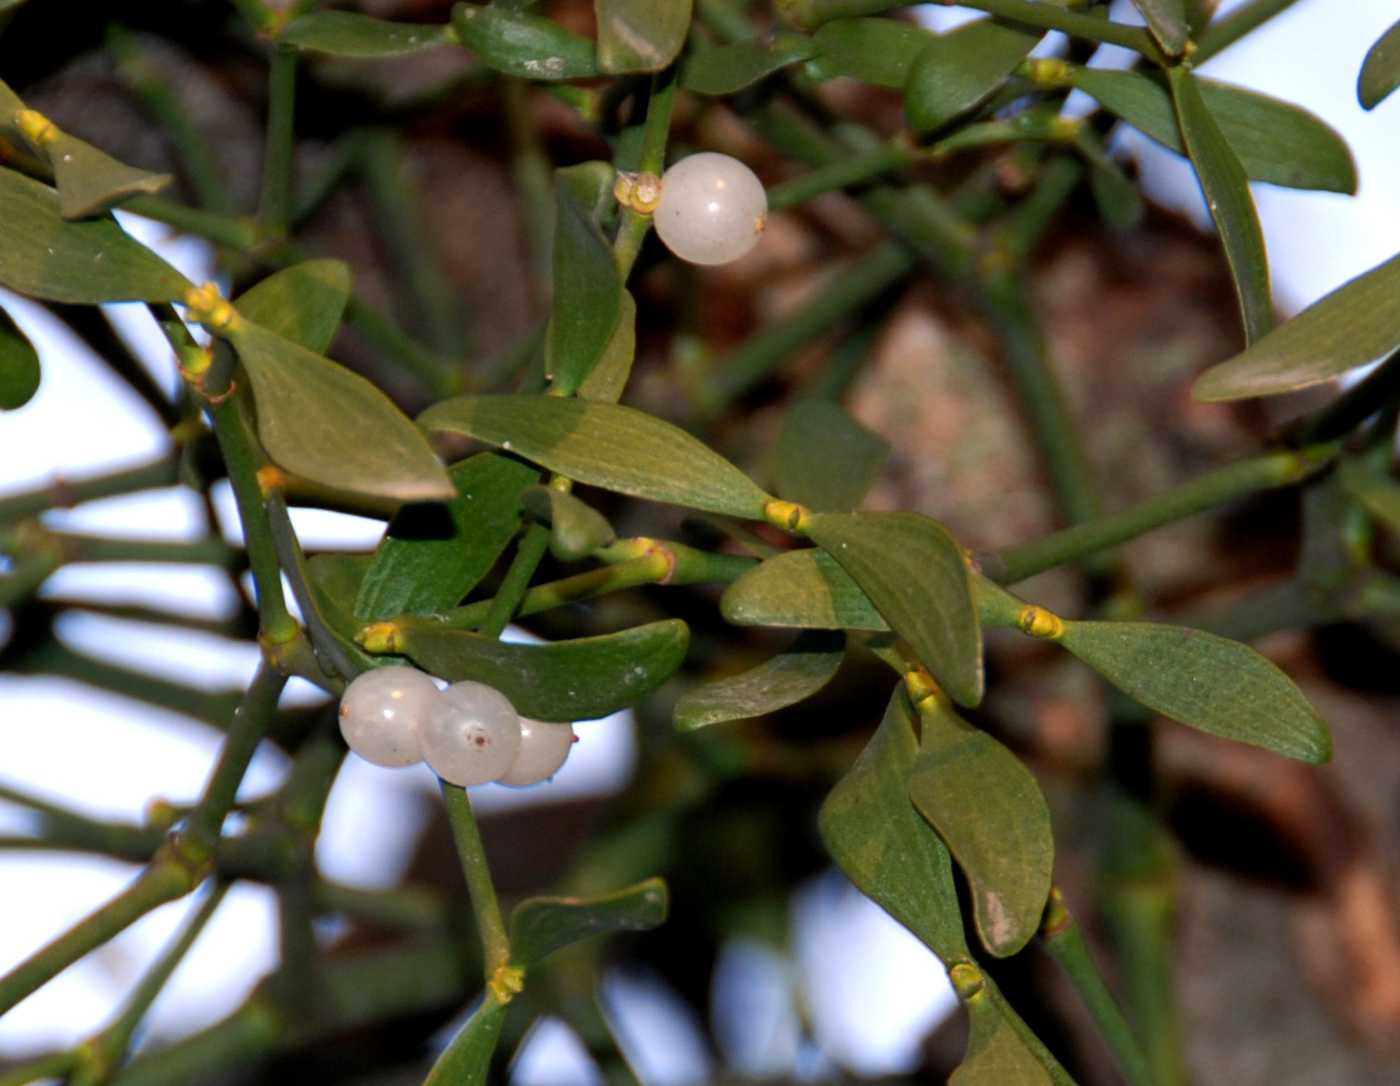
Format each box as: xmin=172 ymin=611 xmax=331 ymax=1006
xmin=418 ymin=395 xmax=774 ymax=518
xmin=390 ymin=619 xmax=690 ymax=721
xmin=1059 ymin=620 xmax=1332 ymax=763
xmin=578 ymin=289 xmax=636 ymax=404
xmin=48 ymin=132 xmax=170 ymax=219
xmin=1167 ymin=65 xmax=1272 ymax=345
xmin=281 ymin=12 xmax=455 ymax=57
xmin=226 ymin=319 xmax=454 ymax=503
xmin=721 ymin=547 xmax=886 ymax=631
xmin=806 ymin=511 xmax=983 ymax=707
xmin=775 ymin=399 xmax=889 ymax=512
xmin=234 ymin=260 xmax=351 ymax=354
xmin=674 ymin=631 xmax=845 ymax=730
xmin=0 ymin=304 xmax=40 ymax=410
xmin=1193 ymin=253 xmax=1400 ymax=401
xmin=422 ymin=996 xmax=507 ymax=1086
xmin=451 ymin=2 xmax=597 ymax=80
xmin=510 ymin=878 xmax=668 ymax=968
xmin=904 ymin=19 xmax=1041 ymax=134
xmin=818 ymin=689 xmax=969 ymax=962
xmin=354 ymin=453 xmax=538 ymax=621
xmin=546 ymin=174 xmax=622 ymax=396
xmin=522 ymin=485 xmax=616 ymax=560
xmin=683 ymin=35 xmax=817 ymax=95
xmin=0 ymin=167 xmax=191 ymax=303
xmin=1359 ymin=18 xmax=1400 ymax=109
xmin=1131 ymin=0 xmax=1187 ymax=56
xmin=807 ymin=18 xmax=930 ymax=88
xmin=909 ymin=700 xmax=1053 ymax=957
xmin=595 ymin=0 xmax=692 ymax=73
xmin=952 ymin=998 xmax=1051 ymax=1086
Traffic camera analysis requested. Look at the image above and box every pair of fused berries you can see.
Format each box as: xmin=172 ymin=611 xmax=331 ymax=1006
xmin=339 ymin=667 xmax=576 ymax=788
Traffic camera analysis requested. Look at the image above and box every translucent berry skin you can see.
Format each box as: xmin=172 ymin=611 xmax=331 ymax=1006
xmin=420 ymin=681 xmax=522 ymax=787
xmin=498 ymin=718 xmax=577 ymax=787
xmin=653 ymin=152 xmax=767 ymax=266
xmin=338 ymin=666 xmax=437 ymax=768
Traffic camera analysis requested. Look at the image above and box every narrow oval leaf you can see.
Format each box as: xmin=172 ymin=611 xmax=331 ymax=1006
xmin=1131 ymin=0 xmax=1187 ymax=57
xmin=422 ymin=996 xmax=507 ymax=1086
xmin=281 ymin=12 xmax=455 ymax=57
xmin=578 ymin=288 xmax=635 ymax=404
xmin=1193 ymin=252 xmax=1400 ymax=401
xmin=721 ymin=547 xmax=887 ymax=631
xmin=683 ymin=34 xmax=817 ymax=95
xmin=1167 ymin=65 xmax=1272 ymax=345
xmin=234 ymin=260 xmax=351 ymax=354
xmin=806 ymin=511 xmax=983 ymax=707
xmin=0 ymin=167 xmax=191 ymax=303
xmin=510 ymin=877 xmax=669 ymax=969
xmin=47 ymin=132 xmax=171 ymax=220
xmin=451 ymin=2 xmax=597 ymax=81
xmin=226 ymin=319 xmax=454 ymax=503
xmin=391 ymin=619 xmax=690 ymax=721
xmin=1070 ymin=67 xmax=1357 ymax=194
xmin=807 ymin=18 xmax=930 ymax=88
xmin=674 ymin=631 xmax=845 ymax=731
xmin=1059 ymin=620 xmax=1332 ymax=763
xmin=1360 ymin=18 xmax=1400 ymax=109
xmin=0 ymin=304 xmax=40 ymax=409
xmin=419 ymin=395 xmax=774 ymax=518
xmin=355 ymin=453 xmax=539 ymax=622
xmin=595 ymin=0 xmax=691 ymax=74
xmin=952 ymin=998 xmax=1051 ymax=1086
xmin=909 ymin=700 xmax=1053 ymax=957
xmin=904 ymin=19 xmax=1041 ymax=134
xmin=775 ymin=399 xmax=889 ymax=512
xmin=547 ymin=174 xmax=622 ymax=396
xmin=521 ymin=485 xmax=616 ymax=561
xmin=307 ymin=553 xmax=386 ymax=673
xmin=818 ymin=689 xmax=969 ymax=962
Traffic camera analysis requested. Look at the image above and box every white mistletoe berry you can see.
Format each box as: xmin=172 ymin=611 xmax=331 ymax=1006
xmin=338 ymin=666 xmax=437 ymax=768
xmin=420 ymin=680 xmax=522 ymax=787
xmin=498 ymin=717 xmax=577 ymax=787
xmin=653 ymin=152 xmax=767 ymax=266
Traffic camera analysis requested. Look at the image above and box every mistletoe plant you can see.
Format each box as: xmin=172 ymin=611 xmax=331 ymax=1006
xmin=2 ymin=0 xmax=1399 ymax=1083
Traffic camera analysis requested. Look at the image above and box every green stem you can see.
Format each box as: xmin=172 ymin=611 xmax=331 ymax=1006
xmin=1040 ymin=888 xmax=1155 ymax=1086
xmin=694 ymin=240 xmax=915 ymax=420
xmin=0 ymin=459 xmax=179 ymax=524
xmin=441 ymin=783 xmax=511 ymax=975
xmin=291 ymin=129 xmax=363 ymax=227
xmin=613 ymin=68 xmax=678 ymax=280
xmin=258 ymin=45 xmax=298 ymax=237
xmin=984 ymin=446 xmax=1333 ymax=584
xmin=341 ymin=294 xmax=460 ymax=397
xmin=30 ymin=530 xmax=237 ymax=567
xmin=1194 ymin=0 xmax=1303 ymax=64
xmin=0 ymin=1050 xmax=76 ymax=1086
xmin=765 ymin=144 xmax=914 ymax=210
xmin=124 ymin=196 xmax=259 ymax=249
xmin=479 ymin=521 xmax=553 ymax=640
xmin=263 ymin=492 xmax=358 ymax=681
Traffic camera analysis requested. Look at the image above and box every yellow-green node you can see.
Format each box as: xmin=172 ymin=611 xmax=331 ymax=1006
xmin=15 ymin=108 xmax=58 ymax=147
xmin=1019 ymin=605 xmax=1065 ymax=640
xmin=948 ymin=960 xmax=984 ymax=1001
xmin=489 ymin=963 xmax=526 ymax=1004
xmin=763 ymin=498 xmax=811 ymax=533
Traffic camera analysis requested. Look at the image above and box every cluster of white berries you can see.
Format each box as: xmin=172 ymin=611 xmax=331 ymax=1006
xmin=338 ymin=667 xmax=576 ymax=788
xmin=651 ymin=152 xmax=768 ymax=267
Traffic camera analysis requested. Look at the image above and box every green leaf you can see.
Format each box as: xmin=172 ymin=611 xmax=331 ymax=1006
xmin=450 ymin=2 xmax=597 ymax=80
xmin=556 ymin=160 xmax=616 ymax=226
xmin=683 ymin=35 xmax=817 ymax=95
xmin=0 ymin=304 xmax=40 ymax=410
xmin=1167 ymin=65 xmax=1272 ymax=345
xmin=806 ymin=511 xmax=982 ymax=707
xmin=522 ymin=485 xmax=616 ymax=561
xmin=952 ymin=998 xmax=1051 ymax=1086
xmin=578 ymin=288 xmax=636 ymax=404
xmin=1069 ymin=66 xmax=1356 ymax=194
xmin=807 ymin=17 xmax=930 ymax=88
xmin=510 ymin=877 xmax=668 ymax=968
xmin=1359 ymin=18 xmax=1400 ymax=109
xmin=1193 ymin=252 xmax=1400 ymax=401
xmin=354 ymin=453 xmax=539 ymax=622
xmin=1059 ymin=620 xmax=1332 ymax=763
xmin=46 ymin=132 xmax=171 ymax=220
xmin=0 ymin=167 xmax=191 ymax=303
xmin=234 ymin=260 xmax=351 ymax=355
xmin=595 ymin=0 xmax=691 ymax=74
xmin=422 ymin=996 xmax=507 ymax=1086
xmin=904 ymin=19 xmax=1041 ymax=135
xmin=908 ymin=699 xmax=1053 ymax=957
xmin=546 ymin=175 xmax=622 ymax=396
xmin=306 ymin=553 xmax=384 ymax=673
xmin=775 ymin=399 xmax=889 ymax=512
xmin=418 ymin=395 xmax=775 ymax=518
xmin=1130 ymin=0 xmax=1187 ymax=56
xmin=226 ymin=319 xmax=454 ymax=503
xmin=281 ymin=12 xmax=454 ymax=57
xmin=392 ymin=619 xmax=690 ymax=721
xmin=818 ymin=689 xmax=969 ymax=962
xmin=674 ymin=630 xmax=845 ymax=731
xmin=1338 ymin=455 xmax=1400 ymax=535
xmin=722 ymin=547 xmax=886 ymax=631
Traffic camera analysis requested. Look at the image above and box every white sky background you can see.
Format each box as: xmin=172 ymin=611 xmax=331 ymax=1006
xmin=2 ymin=0 xmax=1400 ymax=1080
